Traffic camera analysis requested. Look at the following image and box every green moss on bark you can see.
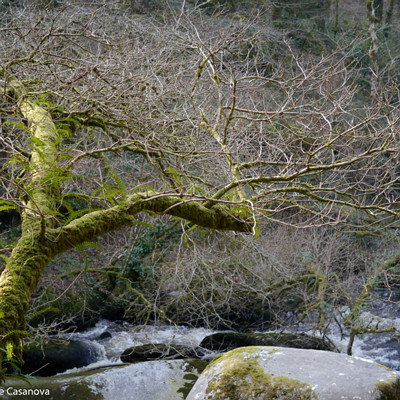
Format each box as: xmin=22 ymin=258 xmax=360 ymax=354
xmin=20 ymin=100 xmax=61 ymax=230
xmin=0 ymin=98 xmax=61 ymax=371
xmin=53 ymin=193 xmax=251 ymax=255
xmin=0 ymin=235 xmax=56 ymax=342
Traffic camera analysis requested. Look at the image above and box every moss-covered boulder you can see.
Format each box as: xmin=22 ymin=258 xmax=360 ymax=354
xmin=199 ymin=332 xmax=335 ymax=353
xmin=187 ymin=346 xmax=400 ymax=400
xmin=120 ymin=343 xmax=199 ymax=362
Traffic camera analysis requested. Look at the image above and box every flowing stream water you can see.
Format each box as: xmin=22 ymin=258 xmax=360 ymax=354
xmin=58 ymin=321 xmax=217 ymax=375
xmin=60 ymin=309 xmax=400 ymax=377
xmin=16 ymin=293 xmax=396 ymax=400
xmin=53 ymin=286 xmax=400 ymax=376
xmin=287 ymin=286 xmax=400 ymax=371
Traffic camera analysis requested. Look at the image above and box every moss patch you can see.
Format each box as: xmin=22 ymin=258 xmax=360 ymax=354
xmin=204 ymin=347 xmax=317 ymax=400
xmin=177 ymin=359 xmax=209 ymax=399
xmin=375 ymin=375 xmax=400 ymax=400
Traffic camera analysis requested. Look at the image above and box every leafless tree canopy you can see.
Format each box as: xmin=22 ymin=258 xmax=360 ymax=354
xmin=0 ymin=1 xmax=398 ymax=230
xmin=0 ymin=0 xmax=399 ymax=376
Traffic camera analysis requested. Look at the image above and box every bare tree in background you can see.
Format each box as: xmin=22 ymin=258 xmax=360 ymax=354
xmin=0 ymin=1 xmax=398 ymax=376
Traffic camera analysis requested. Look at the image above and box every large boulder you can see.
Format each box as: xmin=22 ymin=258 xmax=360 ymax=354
xmin=187 ymin=346 xmax=400 ymax=400
xmin=199 ymin=332 xmax=335 ymax=352
xmin=21 ymin=339 xmax=98 ymax=376
xmin=3 ymin=359 xmax=208 ymax=400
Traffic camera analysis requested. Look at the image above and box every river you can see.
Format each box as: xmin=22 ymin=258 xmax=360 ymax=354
xmin=3 ymin=296 xmax=400 ymax=400
xmin=61 ymin=306 xmax=400 ymax=376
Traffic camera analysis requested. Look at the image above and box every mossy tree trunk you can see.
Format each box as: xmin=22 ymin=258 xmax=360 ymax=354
xmin=0 ymin=97 xmax=62 ymax=371
xmin=0 ymin=89 xmax=251 ymax=377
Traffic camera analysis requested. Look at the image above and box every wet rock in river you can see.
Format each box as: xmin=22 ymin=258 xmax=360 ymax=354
xmin=21 ymin=339 xmax=98 ymax=376
xmin=120 ymin=343 xmax=200 ymax=362
xmin=96 ymin=331 xmax=112 ymax=341
xmin=199 ymin=331 xmax=336 ymax=353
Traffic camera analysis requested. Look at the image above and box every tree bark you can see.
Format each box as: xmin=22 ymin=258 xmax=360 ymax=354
xmin=367 ymin=0 xmax=381 ymax=98
xmin=0 ymin=93 xmax=252 ymax=377
xmin=0 ymin=94 xmax=62 ymax=372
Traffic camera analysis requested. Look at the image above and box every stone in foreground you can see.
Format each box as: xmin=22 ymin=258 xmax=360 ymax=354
xmin=3 ymin=359 xmax=207 ymax=400
xmin=186 ymin=346 xmax=400 ymax=400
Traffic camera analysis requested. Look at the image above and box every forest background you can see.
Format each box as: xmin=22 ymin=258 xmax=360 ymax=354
xmin=0 ymin=0 xmax=399 ymax=374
